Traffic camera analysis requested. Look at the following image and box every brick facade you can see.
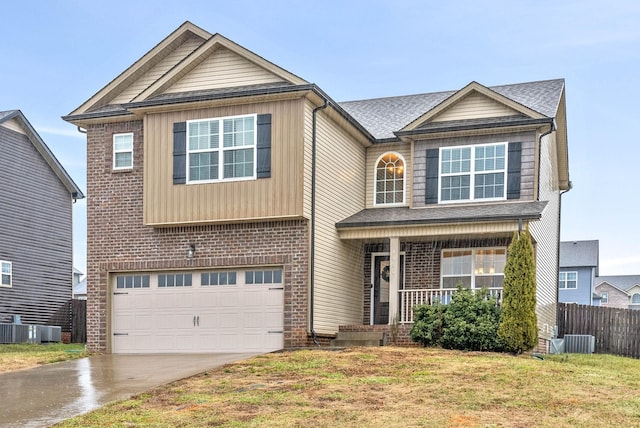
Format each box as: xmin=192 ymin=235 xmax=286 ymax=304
xmin=85 ymin=121 xmax=311 ymax=352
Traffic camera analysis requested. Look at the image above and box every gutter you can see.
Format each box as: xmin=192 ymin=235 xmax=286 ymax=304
xmin=310 ymin=97 xmax=329 ymax=346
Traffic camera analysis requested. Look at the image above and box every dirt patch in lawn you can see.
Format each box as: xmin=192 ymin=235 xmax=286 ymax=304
xmin=56 ymin=347 xmax=640 ymax=427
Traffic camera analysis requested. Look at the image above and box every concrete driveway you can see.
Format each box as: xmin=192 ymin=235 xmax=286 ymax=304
xmin=0 ymin=353 xmax=257 ymax=427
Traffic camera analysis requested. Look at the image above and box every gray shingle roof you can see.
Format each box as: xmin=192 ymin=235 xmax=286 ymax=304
xmin=560 ymin=240 xmax=599 ymax=268
xmin=596 ymin=275 xmax=640 ymax=292
xmin=336 ymin=201 xmax=547 ymax=229
xmin=338 ymin=79 xmax=564 ymax=140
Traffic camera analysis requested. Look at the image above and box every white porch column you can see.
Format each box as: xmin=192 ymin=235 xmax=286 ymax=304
xmin=388 ymin=236 xmax=400 ymax=324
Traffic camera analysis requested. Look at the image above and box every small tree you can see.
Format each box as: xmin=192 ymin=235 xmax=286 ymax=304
xmin=497 ymin=230 xmax=538 ymax=353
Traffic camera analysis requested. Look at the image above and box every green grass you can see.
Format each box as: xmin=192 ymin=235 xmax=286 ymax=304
xmin=0 ymin=343 xmax=88 ymax=372
xmin=55 ymin=347 xmax=640 ymax=427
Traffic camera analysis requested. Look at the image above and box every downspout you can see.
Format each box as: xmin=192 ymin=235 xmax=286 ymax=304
xmin=310 ymin=98 xmax=329 ymax=346
xmin=536 ymin=121 xmax=555 ymax=201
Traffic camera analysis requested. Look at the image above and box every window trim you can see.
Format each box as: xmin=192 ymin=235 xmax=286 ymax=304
xmin=112 ymin=132 xmax=134 ymax=170
xmin=438 ymin=142 xmax=508 ymax=204
xmin=559 ymin=271 xmax=578 ymax=289
xmin=1 ymin=260 xmax=11 ymax=287
xmin=373 ymin=152 xmax=406 ymax=206
xmin=186 ymin=113 xmax=258 ymax=184
xmin=632 ymin=293 xmax=640 ymax=305
xmin=440 ymin=247 xmax=506 ymax=289
xmin=600 ymin=291 xmax=608 ymax=304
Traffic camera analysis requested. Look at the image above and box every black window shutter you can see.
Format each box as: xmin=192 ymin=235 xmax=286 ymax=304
xmin=256 ymin=114 xmax=271 ymax=179
xmin=425 ymin=148 xmax=439 ymax=205
xmin=507 ymin=142 xmax=522 ymax=200
xmin=173 ymin=122 xmax=187 ymax=184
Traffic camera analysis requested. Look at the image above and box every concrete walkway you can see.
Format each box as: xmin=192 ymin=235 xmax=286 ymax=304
xmin=0 ymin=353 xmax=257 ymax=427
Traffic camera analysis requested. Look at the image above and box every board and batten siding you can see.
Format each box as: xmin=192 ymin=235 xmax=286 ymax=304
xmin=305 ymin=101 xmax=366 ymax=335
xmin=111 ymin=34 xmax=204 ymax=105
xmin=412 ymin=131 xmax=536 ymax=207
xmin=365 ymin=143 xmax=412 ymax=209
xmin=0 ymin=125 xmax=73 ymax=325
xmin=143 ymin=99 xmax=306 ymax=225
xmin=165 ymin=47 xmax=286 ymax=94
xmin=528 ymin=131 xmax=561 ymax=341
xmin=430 ymin=92 xmax=519 ymax=122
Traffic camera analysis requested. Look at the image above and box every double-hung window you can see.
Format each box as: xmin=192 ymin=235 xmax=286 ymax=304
xmin=558 ymin=271 xmax=577 ymax=289
xmin=1 ymin=261 xmax=12 ymax=287
xmin=441 ymin=248 xmax=506 ymax=289
xmin=113 ymin=133 xmax=133 ymax=170
xmin=187 ymin=114 xmax=256 ymax=183
xmin=440 ymin=143 xmax=506 ymax=202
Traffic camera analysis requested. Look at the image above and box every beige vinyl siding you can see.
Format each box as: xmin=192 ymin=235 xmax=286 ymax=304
xmin=112 ymin=35 xmax=204 ymax=104
xmin=143 ymin=99 xmax=305 ymax=225
xmin=337 ymin=221 xmax=521 ymax=240
xmin=430 ymin=92 xmax=519 ymax=122
xmin=0 ymin=118 xmax=25 ymax=134
xmin=165 ymin=47 xmax=285 ymax=94
xmin=529 ymin=131 xmax=560 ymax=341
xmin=365 ymin=143 xmax=412 ymax=209
xmin=306 ymin=101 xmax=366 ymax=335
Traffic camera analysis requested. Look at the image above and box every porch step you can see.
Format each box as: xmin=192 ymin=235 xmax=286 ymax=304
xmin=330 ymin=331 xmax=386 ymax=347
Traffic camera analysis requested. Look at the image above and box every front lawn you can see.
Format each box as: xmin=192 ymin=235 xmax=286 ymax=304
xmin=55 ymin=347 xmax=640 ymax=427
xmin=0 ymin=343 xmax=88 ymax=373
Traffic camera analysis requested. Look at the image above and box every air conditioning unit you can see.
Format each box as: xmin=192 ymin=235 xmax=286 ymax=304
xmin=549 ymin=338 xmax=565 ymax=354
xmin=564 ymin=334 xmax=595 ymax=354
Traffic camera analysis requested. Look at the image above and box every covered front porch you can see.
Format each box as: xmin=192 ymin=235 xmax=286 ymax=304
xmin=334 ymin=202 xmax=547 ymax=333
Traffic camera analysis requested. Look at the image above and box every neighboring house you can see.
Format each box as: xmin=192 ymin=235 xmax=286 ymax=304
xmin=0 ymin=110 xmax=84 ymax=325
xmin=63 ymin=22 xmax=569 ymax=354
xmin=595 ymin=275 xmax=640 ymax=309
xmin=558 ymin=240 xmax=599 ymax=305
xmin=73 ymin=268 xmax=87 ymax=300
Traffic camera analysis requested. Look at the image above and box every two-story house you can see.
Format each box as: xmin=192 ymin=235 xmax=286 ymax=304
xmin=63 ymin=22 xmax=569 ymax=354
xmin=0 ymin=110 xmax=84 ymax=325
xmin=558 ymin=240 xmax=600 ymax=305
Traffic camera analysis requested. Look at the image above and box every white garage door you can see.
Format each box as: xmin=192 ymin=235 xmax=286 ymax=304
xmin=111 ymin=268 xmax=284 ymax=353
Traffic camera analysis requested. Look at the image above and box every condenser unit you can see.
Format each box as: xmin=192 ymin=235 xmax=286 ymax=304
xmin=564 ymin=334 xmax=595 ymax=354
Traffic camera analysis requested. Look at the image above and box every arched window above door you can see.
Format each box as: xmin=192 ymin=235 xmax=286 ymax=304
xmin=375 ymin=152 xmax=405 ymax=206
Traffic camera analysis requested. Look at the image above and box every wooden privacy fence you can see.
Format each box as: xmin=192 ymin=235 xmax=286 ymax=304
xmin=557 ymin=303 xmax=640 ymax=359
xmin=49 ymin=299 xmax=87 ymax=343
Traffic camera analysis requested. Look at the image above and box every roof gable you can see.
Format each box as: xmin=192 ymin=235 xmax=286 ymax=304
xmin=69 ymin=22 xmax=308 ymax=117
xmin=69 ymin=21 xmax=212 ymax=116
xmin=402 ymin=82 xmax=546 ymax=132
xmin=0 ymin=110 xmax=84 ymax=199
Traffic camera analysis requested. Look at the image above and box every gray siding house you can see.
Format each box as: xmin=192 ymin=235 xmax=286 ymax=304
xmin=0 ymin=110 xmax=84 ymax=325
xmin=559 ymin=240 xmax=599 ymax=305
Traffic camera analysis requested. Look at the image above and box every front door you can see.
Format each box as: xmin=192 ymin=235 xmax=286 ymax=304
xmin=372 ymin=254 xmax=404 ymax=325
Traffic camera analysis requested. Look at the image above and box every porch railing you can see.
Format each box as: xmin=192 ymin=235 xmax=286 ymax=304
xmin=398 ymin=288 xmax=503 ymax=323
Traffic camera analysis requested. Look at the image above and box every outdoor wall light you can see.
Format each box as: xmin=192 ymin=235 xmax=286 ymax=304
xmin=187 ymin=244 xmax=196 ymax=259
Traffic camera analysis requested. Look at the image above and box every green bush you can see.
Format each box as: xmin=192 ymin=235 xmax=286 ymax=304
xmin=497 ymin=230 xmax=538 ymax=353
xmin=410 ymin=287 xmax=502 ymax=351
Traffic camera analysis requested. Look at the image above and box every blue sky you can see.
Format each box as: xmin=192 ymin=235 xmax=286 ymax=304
xmin=1 ymin=0 xmax=639 ymax=275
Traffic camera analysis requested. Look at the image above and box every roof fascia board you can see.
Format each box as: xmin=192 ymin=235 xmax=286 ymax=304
xmin=68 ymin=21 xmax=211 ymax=117
xmin=336 ymin=212 xmax=542 ymax=230
xmin=3 ymin=111 xmax=84 ymax=199
xmin=396 ymin=118 xmax=553 ymax=140
xmin=132 ymin=33 xmax=308 ymax=102
xmin=401 ymin=81 xmax=547 ymax=132
xmin=595 ymin=281 xmax=630 ymax=295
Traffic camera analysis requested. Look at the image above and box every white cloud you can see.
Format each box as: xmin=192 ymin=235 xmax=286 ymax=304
xmin=37 ymin=126 xmax=85 ymax=138
xmin=600 ymin=255 xmax=640 ymax=276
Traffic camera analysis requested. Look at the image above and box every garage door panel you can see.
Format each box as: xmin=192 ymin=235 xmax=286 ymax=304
xmin=112 ymin=269 xmax=284 ymax=353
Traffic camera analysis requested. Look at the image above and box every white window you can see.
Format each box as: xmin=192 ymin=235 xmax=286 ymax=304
xmin=440 ymin=143 xmax=506 ymax=202
xmin=201 ymin=271 xmax=237 ymax=286
xmin=632 ymin=293 xmax=640 ymax=304
xmin=187 ymin=114 xmax=256 ymax=183
xmin=1 ymin=261 xmax=11 ymax=287
xmin=600 ymin=292 xmax=608 ymax=303
xmin=245 ymin=269 xmax=283 ymax=285
xmin=113 ymin=133 xmax=134 ymax=170
xmin=116 ymin=274 xmax=150 ymax=289
xmin=559 ymin=271 xmax=577 ymax=289
xmin=441 ymin=248 xmax=506 ymax=289
xmin=375 ymin=152 xmax=405 ymax=205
